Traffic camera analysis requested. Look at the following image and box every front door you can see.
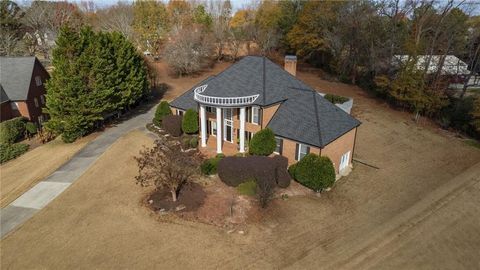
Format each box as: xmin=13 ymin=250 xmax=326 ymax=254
xmin=223 ymin=108 xmax=233 ymax=142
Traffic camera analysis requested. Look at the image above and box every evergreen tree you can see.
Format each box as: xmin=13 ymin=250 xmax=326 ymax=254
xmin=45 ymin=26 xmax=149 ymax=143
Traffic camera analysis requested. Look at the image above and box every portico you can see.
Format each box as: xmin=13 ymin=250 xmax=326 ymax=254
xmin=195 ymin=84 xmax=258 ymax=154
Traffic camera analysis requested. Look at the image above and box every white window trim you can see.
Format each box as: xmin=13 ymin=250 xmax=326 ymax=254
xmin=34 ymin=97 xmax=39 ymax=108
xmin=40 ymin=95 xmax=45 ymax=104
xmin=177 ymin=109 xmax=185 ymax=115
xmin=297 ymin=143 xmax=309 ymax=161
xmin=210 ymin=120 xmax=217 ymax=137
xmin=273 ymin=137 xmax=282 ymax=155
xmin=251 ymin=106 xmax=260 ymax=125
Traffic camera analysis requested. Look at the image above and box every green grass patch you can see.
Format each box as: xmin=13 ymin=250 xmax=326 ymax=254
xmin=465 ymin=139 xmax=480 ymax=149
xmin=236 ymin=180 xmax=257 ymax=196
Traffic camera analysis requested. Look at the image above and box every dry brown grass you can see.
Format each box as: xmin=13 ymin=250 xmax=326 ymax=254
xmin=0 ymin=134 xmax=96 ymax=208
xmin=1 ymin=65 xmax=480 ymax=269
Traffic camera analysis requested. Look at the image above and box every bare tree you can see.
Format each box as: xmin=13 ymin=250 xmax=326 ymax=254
xmin=163 ymin=28 xmax=213 ymax=76
xmin=22 ymin=1 xmax=83 ymax=59
xmin=0 ymin=0 xmax=25 ymax=56
xmin=95 ymin=2 xmax=134 ymax=39
xmin=135 ymin=137 xmax=200 ymax=202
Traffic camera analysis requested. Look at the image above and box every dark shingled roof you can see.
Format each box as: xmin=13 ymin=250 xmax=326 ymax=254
xmin=0 ymin=57 xmax=37 ymax=101
xmin=170 ymin=56 xmax=361 ymax=148
xmin=0 ymin=84 xmax=9 ymax=103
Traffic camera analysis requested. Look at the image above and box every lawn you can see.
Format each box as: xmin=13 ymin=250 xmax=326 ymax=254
xmin=0 ymin=134 xmax=96 ymax=208
xmin=1 ymin=65 xmax=480 ymax=269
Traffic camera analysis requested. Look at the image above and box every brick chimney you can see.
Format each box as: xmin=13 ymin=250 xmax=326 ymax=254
xmin=284 ymin=55 xmax=297 ymax=76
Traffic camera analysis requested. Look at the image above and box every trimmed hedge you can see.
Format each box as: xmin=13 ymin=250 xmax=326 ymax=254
xmin=153 ymin=101 xmax=172 ymax=126
xmin=324 ymin=94 xmax=349 ymax=104
xmin=290 ymin=153 xmax=335 ymax=191
xmin=217 ymin=155 xmax=290 ymax=188
xmin=0 ymin=117 xmax=27 ymax=144
xmin=248 ymin=128 xmax=276 ymax=156
xmin=273 ymin=155 xmax=291 ymax=188
xmin=182 ymin=109 xmax=198 ymax=134
xmin=200 ymin=156 xmax=223 ymax=175
xmin=162 ymin=115 xmax=183 ymax=137
xmin=0 ymin=143 xmax=29 ymax=164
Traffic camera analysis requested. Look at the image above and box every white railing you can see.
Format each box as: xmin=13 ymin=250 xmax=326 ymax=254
xmin=194 ymin=84 xmax=259 ymax=106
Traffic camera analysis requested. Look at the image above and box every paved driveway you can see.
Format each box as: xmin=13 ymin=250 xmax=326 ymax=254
xmin=0 ymin=105 xmax=156 ymax=238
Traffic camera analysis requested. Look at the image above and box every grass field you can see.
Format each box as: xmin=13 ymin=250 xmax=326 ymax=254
xmin=1 ymin=63 xmax=480 ymax=269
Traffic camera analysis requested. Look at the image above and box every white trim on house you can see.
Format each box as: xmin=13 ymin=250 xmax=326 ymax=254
xmin=297 ymin=143 xmax=309 ymax=161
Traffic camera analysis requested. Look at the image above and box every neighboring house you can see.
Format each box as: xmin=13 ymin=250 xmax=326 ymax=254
xmin=170 ymin=56 xmax=361 ymax=174
xmin=0 ymin=57 xmax=50 ymax=125
xmin=392 ymin=55 xmax=471 ymax=77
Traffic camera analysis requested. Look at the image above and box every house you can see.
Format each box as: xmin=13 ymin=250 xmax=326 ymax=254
xmin=392 ymin=55 xmax=471 ymax=77
xmin=0 ymin=57 xmax=50 ymax=125
xmin=170 ymin=56 xmax=361 ymax=174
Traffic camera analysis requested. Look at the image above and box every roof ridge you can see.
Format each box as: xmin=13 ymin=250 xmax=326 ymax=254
xmin=312 ymin=91 xmax=323 ymax=147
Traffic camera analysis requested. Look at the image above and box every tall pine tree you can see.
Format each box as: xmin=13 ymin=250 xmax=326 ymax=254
xmin=45 ymin=26 xmax=149 ymax=142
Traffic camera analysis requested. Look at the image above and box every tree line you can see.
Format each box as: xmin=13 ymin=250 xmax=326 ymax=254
xmin=1 ymin=0 xmax=479 ymax=138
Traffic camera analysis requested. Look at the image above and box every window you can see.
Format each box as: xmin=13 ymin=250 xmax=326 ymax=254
xmin=35 ymin=76 xmax=42 ymax=86
xmin=40 ymin=95 xmax=45 ymax=104
xmin=296 ymin=143 xmax=310 ymax=161
xmin=251 ymin=106 xmax=260 ymax=124
xmin=209 ymin=120 xmax=217 ymax=136
xmin=206 ymin=106 xmax=215 ymax=113
xmin=10 ymin=102 xmax=18 ymax=110
xmin=177 ymin=109 xmax=184 ymax=116
xmin=274 ymin=137 xmax=283 ymax=155
xmin=34 ymin=97 xmax=39 ymax=108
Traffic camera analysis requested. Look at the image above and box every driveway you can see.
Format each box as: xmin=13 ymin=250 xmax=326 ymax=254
xmin=0 ymin=105 xmax=156 ymax=238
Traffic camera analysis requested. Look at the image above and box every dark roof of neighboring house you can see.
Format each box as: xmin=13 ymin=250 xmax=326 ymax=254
xmin=170 ymin=56 xmax=361 ymax=148
xmin=0 ymin=84 xmax=9 ymax=103
xmin=0 ymin=57 xmax=37 ymax=101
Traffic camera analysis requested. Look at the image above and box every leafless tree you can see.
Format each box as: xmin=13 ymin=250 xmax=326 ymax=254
xmin=134 ymin=137 xmax=200 ymax=202
xmin=95 ymin=2 xmax=134 ymax=39
xmin=22 ymin=1 xmax=83 ymax=59
xmin=163 ymin=28 xmax=213 ymax=76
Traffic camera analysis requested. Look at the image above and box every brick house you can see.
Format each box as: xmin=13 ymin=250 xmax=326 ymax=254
xmin=0 ymin=57 xmax=49 ymax=125
xmin=170 ymin=56 xmax=361 ymax=174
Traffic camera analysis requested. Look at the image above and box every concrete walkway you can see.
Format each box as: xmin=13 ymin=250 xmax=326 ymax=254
xmin=1 ymin=106 xmax=155 ymax=239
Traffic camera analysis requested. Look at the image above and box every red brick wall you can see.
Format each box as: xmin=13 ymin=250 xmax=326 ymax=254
xmin=24 ymin=59 xmax=49 ymax=125
xmin=320 ymin=128 xmax=357 ymax=173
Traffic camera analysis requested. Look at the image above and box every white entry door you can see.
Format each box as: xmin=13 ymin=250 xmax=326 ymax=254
xmin=339 ymin=151 xmax=350 ymax=171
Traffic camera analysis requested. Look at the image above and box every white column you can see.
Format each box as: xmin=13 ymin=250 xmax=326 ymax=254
xmin=216 ymin=107 xmax=222 ymax=154
xmin=200 ymin=105 xmax=207 ymax=147
xmin=239 ymin=107 xmax=246 ymax=153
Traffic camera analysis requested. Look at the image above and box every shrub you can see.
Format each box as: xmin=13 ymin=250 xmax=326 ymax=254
xmin=162 ymin=115 xmax=183 ymax=137
xmin=293 ymin=153 xmax=335 ymax=192
xmin=236 ymin=179 xmax=257 ymax=196
xmin=182 ymin=109 xmax=199 ymax=134
xmin=216 ymin=153 xmax=225 ymax=158
xmin=200 ymin=156 xmax=223 ymax=175
xmin=0 ymin=143 xmax=29 ymax=164
xmin=324 ymin=94 xmax=349 ymax=104
xmin=218 ymin=156 xmax=277 ymax=187
xmin=0 ymin=117 xmax=27 ymax=144
xmin=288 ymin=163 xmax=297 ymax=178
xmin=189 ymin=137 xmax=198 ymax=148
xmin=248 ymin=128 xmax=276 ymax=156
xmin=272 ymin=155 xmax=291 ymax=188
xmin=153 ymin=101 xmax=172 ymax=126
xmin=25 ymin=122 xmax=37 ymax=136
xmin=257 ymin=176 xmax=274 ymax=208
